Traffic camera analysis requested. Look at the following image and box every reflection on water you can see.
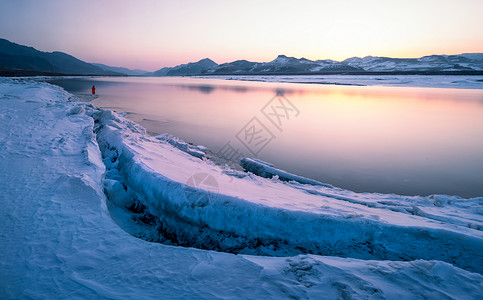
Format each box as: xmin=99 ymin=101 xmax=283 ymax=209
xmin=48 ymin=76 xmax=483 ymax=198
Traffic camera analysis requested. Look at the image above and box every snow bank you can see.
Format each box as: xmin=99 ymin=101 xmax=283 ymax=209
xmin=1 ymin=78 xmax=482 ymax=299
xmin=92 ymin=104 xmax=483 ymax=274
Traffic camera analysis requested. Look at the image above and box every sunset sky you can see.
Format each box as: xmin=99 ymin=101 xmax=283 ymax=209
xmin=1 ymin=0 xmax=482 ymax=71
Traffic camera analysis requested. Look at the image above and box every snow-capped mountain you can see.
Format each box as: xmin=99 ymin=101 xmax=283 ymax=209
xmin=152 ymin=58 xmax=217 ymax=76
xmin=153 ymin=53 xmax=483 ymax=76
xmin=205 ymin=55 xmax=359 ymax=75
xmin=204 ymin=59 xmax=258 ymax=74
xmin=343 ymin=54 xmax=483 ymax=72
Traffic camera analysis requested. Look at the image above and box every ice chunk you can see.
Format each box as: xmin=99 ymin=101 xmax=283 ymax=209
xmin=156 ymin=133 xmax=207 ymax=159
xmin=240 ymin=157 xmax=333 ymax=187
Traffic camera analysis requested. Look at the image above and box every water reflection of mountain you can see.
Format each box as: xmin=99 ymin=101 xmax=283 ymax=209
xmin=174 ymin=84 xmax=249 ymax=94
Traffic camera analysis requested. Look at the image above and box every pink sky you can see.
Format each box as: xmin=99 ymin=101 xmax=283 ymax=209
xmin=1 ymin=0 xmax=482 ymax=71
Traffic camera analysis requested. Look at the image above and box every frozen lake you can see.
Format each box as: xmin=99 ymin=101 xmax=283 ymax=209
xmin=48 ymin=76 xmax=483 ymax=198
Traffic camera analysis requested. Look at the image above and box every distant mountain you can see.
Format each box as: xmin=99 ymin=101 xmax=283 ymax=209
xmin=206 ymin=55 xmax=359 ymax=75
xmin=460 ymin=53 xmax=483 ymax=61
xmin=205 ymin=59 xmax=256 ymax=74
xmin=0 ymin=38 xmax=121 ymax=75
xmin=343 ymin=55 xmax=483 ymax=72
xmin=152 ymin=58 xmax=217 ymax=76
xmin=92 ymin=63 xmax=148 ymax=76
xmin=0 ymin=53 xmax=58 ymax=73
xmin=152 ymin=53 xmax=483 ymax=76
xmin=4 ymin=37 xmax=480 ymax=77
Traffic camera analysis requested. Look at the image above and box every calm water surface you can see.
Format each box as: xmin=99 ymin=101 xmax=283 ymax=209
xmin=49 ymin=77 xmax=483 ymax=198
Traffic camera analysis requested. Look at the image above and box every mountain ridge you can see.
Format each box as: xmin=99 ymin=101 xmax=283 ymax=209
xmin=152 ymin=58 xmax=217 ymax=76
xmin=0 ymin=38 xmax=123 ymax=76
xmin=92 ymin=63 xmax=148 ymax=76
xmin=152 ymin=53 xmax=483 ymax=76
xmin=1 ymin=38 xmax=482 ymax=77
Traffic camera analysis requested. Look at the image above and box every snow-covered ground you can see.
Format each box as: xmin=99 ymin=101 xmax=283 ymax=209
xmin=195 ymin=75 xmax=483 ymax=89
xmin=1 ymin=78 xmax=482 ymax=299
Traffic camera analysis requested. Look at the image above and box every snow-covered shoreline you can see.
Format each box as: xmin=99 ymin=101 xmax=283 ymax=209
xmin=12 ymin=74 xmax=483 ymax=90
xmin=195 ymin=74 xmax=483 ymax=89
xmin=94 ymin=106 xmax=482 ymax=272
xmin=1 ymin=78 xmax=482 ymax=298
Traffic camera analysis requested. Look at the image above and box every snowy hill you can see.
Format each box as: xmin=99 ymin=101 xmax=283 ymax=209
xmin=204 ymin=59 xmax=258 ymax=74
xmin=152 ymin=58 xmax=218 ymax=76
xmin=461 ymin=53 xmax=483 ymax=61
xmin=343 ymin=54 xmax=483 ymax=72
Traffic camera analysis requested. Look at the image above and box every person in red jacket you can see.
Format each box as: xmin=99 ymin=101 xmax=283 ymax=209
xmin=91 ymin=85 xmax=96 ymax=95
